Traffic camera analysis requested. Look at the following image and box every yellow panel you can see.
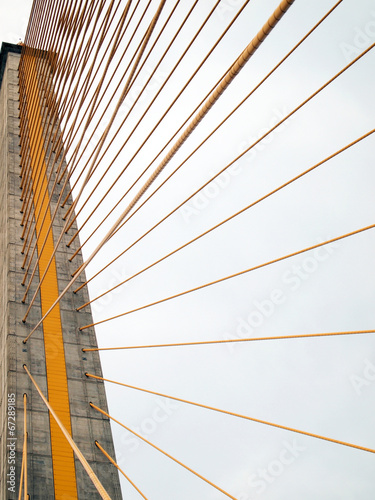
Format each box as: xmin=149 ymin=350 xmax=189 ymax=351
xmin=23 ymin=54 xmax=78 ymax=499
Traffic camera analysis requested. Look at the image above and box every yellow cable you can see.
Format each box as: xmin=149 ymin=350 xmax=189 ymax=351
xmin=23 ymin=394 xmax=28 ymax=500
xmin=82 ymin=329 xmax=375 ymax=352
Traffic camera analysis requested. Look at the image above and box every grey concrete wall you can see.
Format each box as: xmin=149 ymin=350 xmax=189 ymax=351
xmin=0 ymin=44 xmax=122 ymax=499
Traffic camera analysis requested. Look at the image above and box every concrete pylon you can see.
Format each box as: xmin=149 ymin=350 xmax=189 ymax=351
xmin=0 ymin=42 xmax=122 ymax=499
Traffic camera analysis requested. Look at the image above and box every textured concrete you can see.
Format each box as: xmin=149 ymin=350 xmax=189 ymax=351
xmin=0 ymin=43 xmax=122 ymax=499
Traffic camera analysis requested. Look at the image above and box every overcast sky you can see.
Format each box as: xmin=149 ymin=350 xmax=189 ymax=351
xmin=1 ymin=1 xmax=375 ymax=499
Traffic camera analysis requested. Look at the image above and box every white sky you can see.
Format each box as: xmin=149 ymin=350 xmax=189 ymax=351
xmin=1 ymin=1 xmax=375 ymax=499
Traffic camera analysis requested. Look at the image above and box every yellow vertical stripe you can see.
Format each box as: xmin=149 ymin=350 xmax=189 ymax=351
xmin=23 ymin=55 xmax=78 ymax=499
